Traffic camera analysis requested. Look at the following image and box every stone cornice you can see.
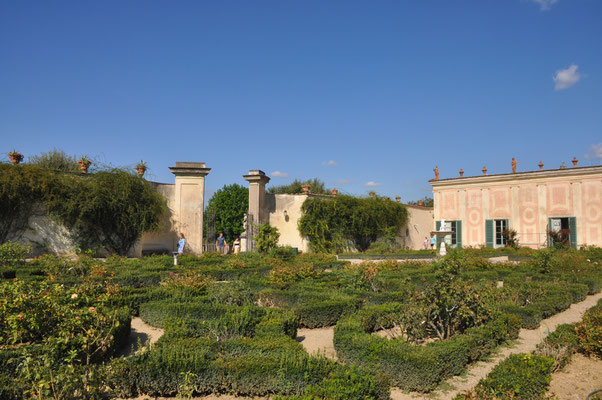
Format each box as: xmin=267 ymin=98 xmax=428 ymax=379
xmin=169 ymin=162 xmax=211 ymax=177
xmin=243 ymin=170 xmax=271 ymax=184
xmin=430 ymin=165 xmax=602 ymax=188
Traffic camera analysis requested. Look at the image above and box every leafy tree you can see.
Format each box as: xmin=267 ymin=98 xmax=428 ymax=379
xmin=204 ymin=184 xmax=249 ymax=242
xmin=254 ymin=223 xmax=280 ymax=253
xmin=54 ymin=170 xmax=167 ymax=255
xmin=299 ymin=195 xmax=408 ymax=252
xmin=28 ymin=148 xmax=79 ymax=173
xmin=268 ymin=178 xmax=331 ymax=195
xmin=407 ymin=196 xmax=433 ymax=207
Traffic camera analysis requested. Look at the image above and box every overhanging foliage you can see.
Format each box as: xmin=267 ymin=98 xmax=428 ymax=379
xmin=298 ymin=194 xmax=408 ymax=252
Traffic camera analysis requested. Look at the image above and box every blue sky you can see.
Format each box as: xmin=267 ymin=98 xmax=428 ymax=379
xmin=1 ymin=0 xmax=601 ymax=202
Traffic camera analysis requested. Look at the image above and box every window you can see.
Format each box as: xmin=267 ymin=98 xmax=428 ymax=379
xmin=485 ymin=219 xmax=509 ymax=248
xmin=440 ymin=220 xmax=462 ymax=248
xmin=495 ymin=219 xmax=507 ymax=246
xmin=548 ymin=217 xmax=576 ymax=249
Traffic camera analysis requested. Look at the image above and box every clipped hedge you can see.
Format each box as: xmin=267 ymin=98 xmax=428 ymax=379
xmin=107 ymin=337 xmax=337 ymax=398
xmin=576 ymin=298 xmax=602 ymax=358
xmin=334 ymin=308 xmax=521 ymax=392
xmin=295 ymin=299 xmax=361 ymax=328
xmin=470 ymin=353 xmax=554 ymax=400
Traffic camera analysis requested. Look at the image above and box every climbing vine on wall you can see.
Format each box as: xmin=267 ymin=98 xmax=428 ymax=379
xmin=298 ymin=195 xmax=408 ymax=253
xmin=0 ymin=163 xmax=167 ymax=255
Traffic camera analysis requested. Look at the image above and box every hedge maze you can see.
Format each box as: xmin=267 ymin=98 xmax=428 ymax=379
xmin=1 ymin=247 xmax=601 ymax=399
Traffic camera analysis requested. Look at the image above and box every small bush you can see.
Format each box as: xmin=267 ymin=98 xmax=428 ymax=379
xmin=575 ymin=299 xmax=602 ymax=358
xmin=270 ymin=246 xmax=298 ymax=261
xmin=475 ymin=353 xmax=554 ymax=399
xmin=254 ymin=223 xmax=280 ymax=253
xmin=207 ymin=280 xmax=255 ymax=306
xmin=535 ymin=324 xmax=578 ymax=371
xmin=0 ymin=242 xmax=31 ymax=267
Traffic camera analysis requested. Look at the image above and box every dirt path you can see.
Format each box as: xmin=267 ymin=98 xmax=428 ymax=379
xmin=297 ymin=326 xmax=338 ymax=360
xmin=547 ymin=353 xmax=602 ymax=399
xmin=390 ymin=291 xmax=602 ymax=400
xmin=117 ymin=317 xmax=164 ymax=357
xmin=123 ymin=395 xmax=266 ymax=400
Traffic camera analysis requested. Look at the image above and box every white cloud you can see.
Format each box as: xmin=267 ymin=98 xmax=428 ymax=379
xmin=364 ymin=181 xmax=382 ymax=187
xmin=554 ymin=64 xmax=581 ymax=90
xmin=532 ymin=0 xmax=558 ymax=11
xmin=322 ymin=160 xmax=338 ymax=166
xmin=270 ymin=171 xmax=289 ymax=178
xmin=335 ymin=179 xmax=354 ymax=185
xmin=584 ymin=143 xmax=602 ymax=159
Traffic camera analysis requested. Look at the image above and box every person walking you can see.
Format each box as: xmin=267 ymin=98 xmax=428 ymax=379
xmin=430 ymin=234 xmax=435 ymax=250
xmin=177 ymin=233 xmax=186 ymax=256
xmin=423 ymin=236 xmax=429 ymax=250
xmin=216 ymin=233 xmax=227 ymax=254
xmin=233 ymin=237 xmax=241 ymax=254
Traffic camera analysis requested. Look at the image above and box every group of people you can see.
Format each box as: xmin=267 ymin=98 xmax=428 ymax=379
xmin=175 ymin=232 xmax=241 ymax=258
xmin=215 ymin=233 xmax=241 ymax=254
xmin=424 ymin=234 xmax=435 ymax=250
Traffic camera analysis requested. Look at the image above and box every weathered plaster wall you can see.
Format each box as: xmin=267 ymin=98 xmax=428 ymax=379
xmin=138 ymin=182 xmax=178 ymax=255
xmin=398 ymin=205 xmax=434 ymax=250
xmin=265 ymin=193 xmax=309 ymax=252
xmin=433 ymin=166 xmax=602 ymax=248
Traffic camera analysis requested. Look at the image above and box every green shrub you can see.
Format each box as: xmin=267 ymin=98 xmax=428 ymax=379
xmin=535 ymin=323 xmax=578 ymax=371
xmin=576 ymin=299 xmax=602 ymax=358
xmin=499 ymin=303 xmax=542 ymax=329
xmin=254 ymin=222 xmax=280 ymax=253
xmin=28 ymin=148 xmax=80 ymax=173
xmin=270 ymin=245 xmax=298 ymax=261
xmin=475 ymin=353 xmax=554 ymax=399
xmin=299 ymin=194 xmax=408 ymax=253
xmin=207 ymin=280 xmax=255 ymax=306
xmin=0 ymin=242 xmax=31 ymax=267
xmin=278 ymin=366 xmax=390 ymax=400
xmin=295 ymin=299 xmax=361 ymax=328
xmin=334 ymin=309 xmax=520 ymax=392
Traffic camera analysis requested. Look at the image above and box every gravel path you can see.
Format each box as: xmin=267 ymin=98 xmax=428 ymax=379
xmin=297 ymin=326 xmax=338 ymax=360
xmin=117 ymin=316 xmax=164 ymax=357
xmin=547 ymin=353 xmax=602 ymax=400
xmin=390 ymin=291 xmax=602 ymax=400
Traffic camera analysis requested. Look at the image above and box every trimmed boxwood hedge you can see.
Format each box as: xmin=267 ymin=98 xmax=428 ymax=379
xmin=334 ymin=308 xmax=521 ymax=392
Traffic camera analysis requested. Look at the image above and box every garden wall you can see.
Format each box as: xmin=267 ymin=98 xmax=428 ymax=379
xmin=265 ymin=193 xmax=310 ymax=252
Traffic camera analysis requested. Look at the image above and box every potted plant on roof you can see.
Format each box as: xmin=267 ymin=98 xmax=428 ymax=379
xmin=8 ymin=150 xmax=24 ymax=165
xmin=136 ymin=161 xmax=147 ymax=177
xmin=77 ymin=156 xmax=91 ymax=174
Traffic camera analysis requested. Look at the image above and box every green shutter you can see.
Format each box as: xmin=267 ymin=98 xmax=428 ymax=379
xmin=569 ymin=217 xmax=577 ymax=249
xmin=436 ymin=220 xmax=441 ymax=249
xmin=456 ymin=220 xmax=462 ymax=248
xmin=485 ymin=220 xmax=494 ymax=248
xmin=548 ymin=218 xmax=553 ymax=248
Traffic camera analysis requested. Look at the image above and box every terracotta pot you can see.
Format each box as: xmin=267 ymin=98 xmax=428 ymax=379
xmin=418 ymin=200 xmax=423 ymax=206
xmin=8 ymin=153 xmax=23 ymax=165
xmin=136 ymin=166 xmax=147 ymax=177
xmin=78 ymin=161 xmax=91 ymax=174
xmin=332 ymin=189 xmax=338 ymax=195
xmin=301 ymin=185 xmax=311 ymax=195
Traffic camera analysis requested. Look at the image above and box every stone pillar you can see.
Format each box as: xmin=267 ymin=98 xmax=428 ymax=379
xmin=169 ymin=162 xmax=211 ymax=255
xmin=243 ymin=170 xmax=271 ymax=226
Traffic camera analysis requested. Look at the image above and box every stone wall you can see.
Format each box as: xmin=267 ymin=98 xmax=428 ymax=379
xmin=398 ymin=205 xmax=434 ymax=250
xmin=265 ymin=193 xmax=309 ymax=252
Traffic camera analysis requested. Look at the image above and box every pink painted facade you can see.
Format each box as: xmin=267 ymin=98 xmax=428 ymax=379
xmin=431 ymin=165 xmax=602 ymax=248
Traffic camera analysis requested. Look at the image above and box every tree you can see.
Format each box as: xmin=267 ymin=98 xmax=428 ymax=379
xmin=204 ymin=184 xmax=249 ymax=242
xmin=268 ymin=178 xmax=331 ymax=195
xmin=55 ymin=170 xmax=167 ymax=255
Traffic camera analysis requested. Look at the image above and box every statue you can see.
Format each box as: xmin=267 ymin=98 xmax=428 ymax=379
xmin=440 ymin=219 xmax=446 ymax=231
xmin=511 ymin=157 xmax=517 ymax=173
xmin=434 ymin=165 xmax=439 ymax=180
